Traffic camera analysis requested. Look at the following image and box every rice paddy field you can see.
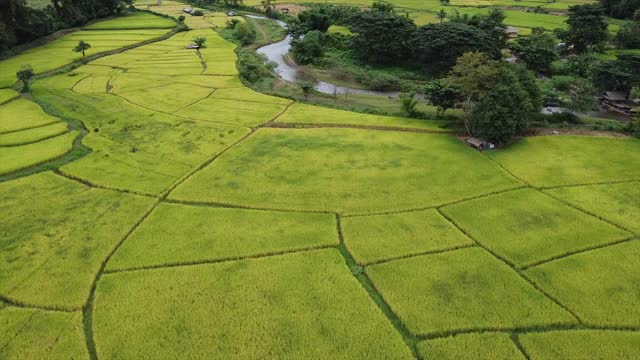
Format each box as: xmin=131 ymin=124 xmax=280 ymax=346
xmin=0 ymin=2 xmax=639 ymax=359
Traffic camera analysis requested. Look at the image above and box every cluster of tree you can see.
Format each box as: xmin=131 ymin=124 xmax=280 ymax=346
xmin=1 ymin=0 xmax=132 ymax=52
xmin=286 ymin=3 xmax=509 ymax=73
xmin=425 ymin=52 xmax=542 ymax=143
xmin=600 ymin=0 xmax=640 ymax=19
xmin=348 ymin=8 xmax=508 ymax=71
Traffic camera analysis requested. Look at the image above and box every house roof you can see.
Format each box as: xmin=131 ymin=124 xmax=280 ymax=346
xmin=603 ymin=91 xmax=627 ymax=101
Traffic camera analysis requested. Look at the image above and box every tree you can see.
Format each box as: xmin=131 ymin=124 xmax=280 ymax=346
xmin=234 ymin=22 xmax=256 ymax=45
xmin=410 ymin=23 xmax=498 ymax=73
xmin=178 ymin=15 xmax=185 ymax=23
xmin=192 ymin=36 xmax=206 ymax=51
xmin=298 ymin=80 xmax=314 ymax=97
xmin=471 ymin=64 xmax=540 ymax=143
xmin=399 ymin=91 xmax=418 ymax=117
xmin=592 ymin=54 xmax=640 ymax=90
xmin=600 ymin=0 xmax=640 ymax=19
xmin=449 ymin=8 xmax=508 ymax=50
xmin=615 ymin=20 xmax=640 ymax=48
xmin=560 ymin=4 xmax=609 ymax=52
xmin=372 ymin=1 xmax=394 ymax=13
xmin=294 ymin=8 xmax=331 ymax=35
xmin=16 ymin=64 xmax=34 ymax=92
xmin=446 ymin=52 xmax=500 ymax=135
xmin=350 ymin=10 xmax=415 ymax=64
xmin=261 ymin=0 xmax=277 ymax=17
xmin=291 ymin=30 xmax=324 ymax=64
xmin=423 ymin=79 xmax=462 ymax=117
xmin=567 ymin=79 xmax=596 ymax=113
xmin=73 ymin=40 xmax=91 ymax=57
xmin=509 ymin=31 xmax=558 ymax=74
xmin=437 ymin=9 xmax=447 ymax=24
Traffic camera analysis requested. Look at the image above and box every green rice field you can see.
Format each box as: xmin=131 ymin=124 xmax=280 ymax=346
xmin=0 ymin=2 xmax=638 ymax=359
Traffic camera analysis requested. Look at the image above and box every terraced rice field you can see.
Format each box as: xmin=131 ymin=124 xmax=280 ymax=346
xmin=0 ymin=3 xmax=638 ymax=359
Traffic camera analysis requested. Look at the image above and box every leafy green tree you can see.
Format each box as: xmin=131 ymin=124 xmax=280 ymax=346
xmin=72 ymin=40 xmax=91 ymax=56
xmin=178 ymin=15 xmax=185 ymax=23
xmin=193 ymin=36 xmax=207 ymax=50
xmin=446 ymin=52 xmax=500 ymax=134
xmin=509 ymin=31 xmax=558 ymax=74
xmin=559 ymin=4 xmax=609 ymax=52
xmin=399 ymin=91 xmax=418 ymax=117
xmin=234 ymin=23 xmax=256 ymax=45
xmin=261 ymin=0 xmax=276 ymax=17
xmin=423 ymin=79 xmax=462 ymax=117
xmin=567 ymin=79 xmax=596 ymax=113
xmin=472 ymin=65 xmax=540 ymax=143
xmin=449 ymin=9 xmax=508 ymax=50
xmin=600 ymin=0 xmax=640 ymax=19
xmin=372 ymin=1 xmax=394 ymax=12
xmin=410 ymin=23 xmax=497 ymax=72
xmin=16 ymin=64 xmax=34 ymax=93
xmin=437 ymin=9 xmax=447 ymax=23
xmin=296 ymin=8 xmax=331 ymax=34
xmin=615 ymin=20 xmax=640 ymax=48
xmin=291 ymin=30 xmax=323 ymax=64
xmin=592 ymin=54 xmax=640 ymax=90
xmin=350 ymin=10 xmax=415 ymax=64
xmin=298 ymin=80 xmax=314 ymax=97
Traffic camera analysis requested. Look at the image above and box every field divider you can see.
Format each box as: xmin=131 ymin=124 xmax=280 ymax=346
xmin=510 ymin=333 xmax=532 ymax=360
xmin=0 ymin=294 xmax=80 ymax=313
xmin=363 ymin=243 xmax=478 ymax=267
xmin=435 ymin=208 xmax=584 ymax=324
xmin=82 ymin=198 xmax=162 ymax=360
xmin=540 ymin=188 xmax=637 ymax=236
xmin=53 ymin=169 xmax=160 ymax=200
xmin=263 ymin=122 xmax=455 ymax=134
xmin=335 ymin=214 xmax=423 ymax=360
xmin=103 ymin=245 xmax=338 ymax=275
xmin=31 ymin=27 xmax=182 ymax=85
xmin=343 ymin=185 xmax=528 ymax=218
xmin=420 ymin=323 xmax=640 ymax=341
xmin=539 ymin=178 xmax=640 ymax=190
xmin=255 ymin=100 xmax=296 ymax=129
xmin=163 ymin=197 xmax=336 ymax=214
xmin=109 ymin=91 xmax=247 ymax=129
xmin=170 ymin=88 xmax=217 ymax=114
xmin=520 ymin=236 xmax=638 ymax=270
xmin=0 ymin=120 xmax=61 ymax=136
xmin=0 ymin=128 xmax=70 ymax=148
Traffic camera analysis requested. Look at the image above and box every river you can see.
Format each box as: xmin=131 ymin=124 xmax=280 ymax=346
xmin=247 ymin=15 xmax=399 ymax=97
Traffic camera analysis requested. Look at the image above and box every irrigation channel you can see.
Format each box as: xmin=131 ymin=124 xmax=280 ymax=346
xmin=247 ymin=15 xmax=399 ymax=98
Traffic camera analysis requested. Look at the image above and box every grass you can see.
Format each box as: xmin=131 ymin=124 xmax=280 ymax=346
xmin=0 ymin=98 xmax=61 ymax=134
xmin=0 ymin=172 xmax=155 ymax=309
xmin=0 ymin=307 xmax=87 ymax=359
xmin=0 ymin=26 xmax=170 ymax=88
xmin=94 ymin=249 xmax=414 ymax=358
xmin=0 ymin=89 xmax=19 ymax=104
xmin=1 ymin=4 xmax=638 ymax=356
xmin=518 ymin=330 xmax=640 ymax=359
xmin=276 ymin=103 xmax=450 ymax=131
xmin=544 ymin=182 xmax=640 ymax=234
xmin=84 ymin=12 xmax=175 ymax=30
xmin=0 ymin=122 xmax=69 ymax=146
xmin=441 ymin=188 xmax=631 ymax=268
xmin=169 ymin=128 xmax=522 ymax=214
xmin=366 ymin=247 xmax=577 ymax=336
xmin=486 ymin=136 xmax=640 ymax=188
xmin=417 ymin=333 xmax=525 ymax=360
xmin=341 ymin=209 xmax=473 ymax=264
xmin=525 ymin=240 xmax=640 ymax=326
xmin=107 ymin=203 xmax=338 ymax=271
xmin=0 ymin=131 xmax=78 ymax=175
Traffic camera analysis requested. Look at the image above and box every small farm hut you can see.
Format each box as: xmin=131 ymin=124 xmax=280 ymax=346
xmin=466 ymin=137 xmax=495 ymax=151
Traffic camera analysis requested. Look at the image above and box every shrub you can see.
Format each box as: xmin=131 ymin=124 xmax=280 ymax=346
xmin=551 ymin=75 xmax=577 ymax=91
xmin=192 ymin=10 xmax=204 ymax=16
xmin=234 ymin=22 xmax=256 ymax=45
xmin=291 ymin=31 xmax=324 ymax=64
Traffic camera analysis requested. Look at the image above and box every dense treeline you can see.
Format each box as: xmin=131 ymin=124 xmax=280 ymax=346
xmin=0 ymin=0 xmax=132 ymax=53
xmin=600 ymin=0 xmax=640 ymax=19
